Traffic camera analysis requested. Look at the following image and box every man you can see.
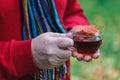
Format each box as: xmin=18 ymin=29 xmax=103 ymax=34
xmin=0 ymin=0 xmax=99 ymax=80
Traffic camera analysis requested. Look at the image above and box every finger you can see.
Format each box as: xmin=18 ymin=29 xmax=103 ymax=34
xmin=68 ymin=47 xmax=75 ymax=51
xmin=76 ymin=54 xmax=84 ymax=61
xmin=56 ymin=37 xmax=74 ymax=48
xmin=49 ymin=56 xmax=68 ymax=66
xmin=56 ymin=49 xmax=72 ymax=59
xmin=84 ymin=56 xmax=92 ymax=62
xmin=72 ymin=51 xmax=78 ymax=57
xmin=47 ymin=32 xmax=66 ymax=37
xmin=93 ymin=50 xmax=100 ymax=59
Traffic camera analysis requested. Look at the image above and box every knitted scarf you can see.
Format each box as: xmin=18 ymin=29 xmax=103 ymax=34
xmin=21 ymin=0 xmax=67 ymax=80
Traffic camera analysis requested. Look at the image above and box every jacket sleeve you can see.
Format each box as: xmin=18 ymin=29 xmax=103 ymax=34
xmin=63 ymin=0 xmax=89 ymax=29
xmin=0 ymin=40 xmax=36 ymax=79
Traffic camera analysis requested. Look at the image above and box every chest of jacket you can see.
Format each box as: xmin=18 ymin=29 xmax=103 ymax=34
xmin=0 ymin=0 xmax=67 ymax=19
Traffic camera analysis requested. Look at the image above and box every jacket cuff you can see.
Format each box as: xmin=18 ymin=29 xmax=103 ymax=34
xmin=11 ymin=40 xmax=36 ymax=77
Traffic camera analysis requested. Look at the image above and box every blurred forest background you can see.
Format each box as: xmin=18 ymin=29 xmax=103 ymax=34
xmin=71 ymin=0 xmax=120 ymax=80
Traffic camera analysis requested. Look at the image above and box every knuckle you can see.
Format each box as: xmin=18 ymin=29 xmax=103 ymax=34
xmin=49 ymin=58 xmax=58 ymax=67
xmin=46 ymin=48 xmax=55 ymax=55
xmin=46 ymin=32 xmax=53 ymax=35
xmin=55 ymin=38 xmax=62 ymax=43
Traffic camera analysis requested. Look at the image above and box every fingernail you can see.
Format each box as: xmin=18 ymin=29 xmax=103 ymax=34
xmin=66 ymin=33 xmax=72 ymax=38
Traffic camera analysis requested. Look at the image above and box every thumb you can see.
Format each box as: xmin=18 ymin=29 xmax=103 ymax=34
xmin=66 ymin=33 xmax=72 ymax=38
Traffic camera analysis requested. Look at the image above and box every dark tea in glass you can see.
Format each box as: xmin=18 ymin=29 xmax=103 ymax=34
xmin=71 ymin=25 xmax=102 ymax=56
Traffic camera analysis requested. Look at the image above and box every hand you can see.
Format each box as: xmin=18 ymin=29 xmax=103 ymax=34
xmin=72 ymin=50 xmax=100 ymax=62
xmin=31 ymin=32 xmax=74 ymax=69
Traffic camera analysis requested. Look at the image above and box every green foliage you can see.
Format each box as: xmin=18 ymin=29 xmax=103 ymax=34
xmin=71 ymin=0 xmax=120 ymax=80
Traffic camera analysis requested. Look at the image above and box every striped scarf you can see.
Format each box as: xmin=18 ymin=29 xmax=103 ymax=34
xmin=21 ymin=0 xmax=67 ymax=80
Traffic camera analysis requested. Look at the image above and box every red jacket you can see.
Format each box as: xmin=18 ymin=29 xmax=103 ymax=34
xmin=0 ymin=0 xmax=88 ymax=80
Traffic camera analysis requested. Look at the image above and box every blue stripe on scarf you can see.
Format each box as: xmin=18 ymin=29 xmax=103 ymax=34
xmin=30 ymin=0 xmax=44 ymax=32
xmin=49 ymin=0 xmax=66 ymax=33
xmin=22 ymin=24 xmax=27 ymax=40
xmin=36 ymin=0 xmax=51 ymax=32
xmin=40 ymin=0 xmax=60 ymax=32
xmin=28 ymin=0 xmax=38 ymax=38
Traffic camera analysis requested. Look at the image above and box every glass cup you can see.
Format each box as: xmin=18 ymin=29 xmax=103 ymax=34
xmin=70 ymin=25 xmax=102 ymax=56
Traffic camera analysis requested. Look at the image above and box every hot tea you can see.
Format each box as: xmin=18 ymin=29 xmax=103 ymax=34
xmin=71 ymin=25 xmax=102 ymax=56
xmin=73 ymin=34 xmax=102 ymax=56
